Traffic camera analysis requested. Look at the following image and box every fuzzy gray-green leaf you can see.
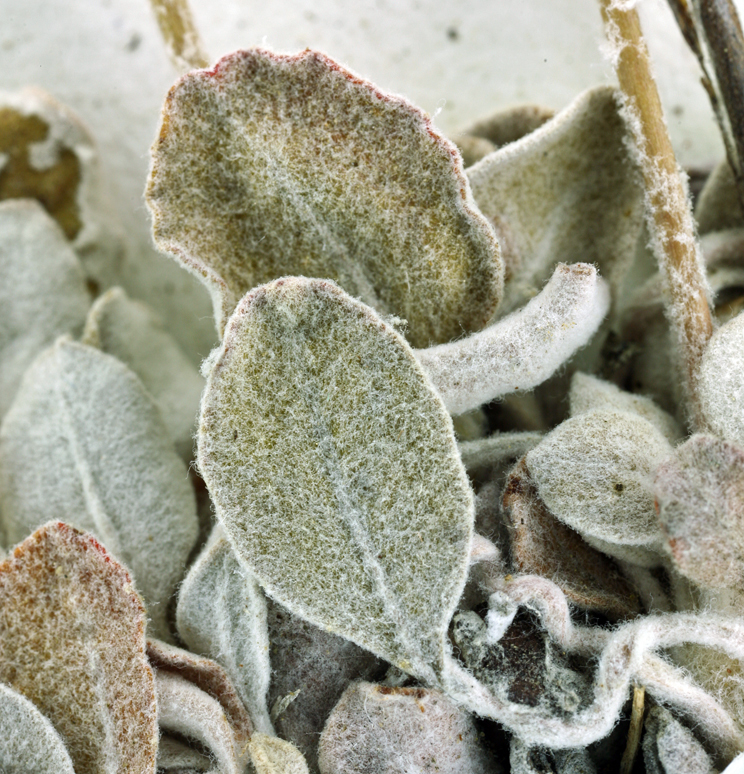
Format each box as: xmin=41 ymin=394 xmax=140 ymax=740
xmin=197 ymin=278 xmax=473 ymax=683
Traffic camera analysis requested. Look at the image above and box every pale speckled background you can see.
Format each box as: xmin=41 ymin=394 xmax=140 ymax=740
xmin=0 ymin=0 xmax=739 ymax=362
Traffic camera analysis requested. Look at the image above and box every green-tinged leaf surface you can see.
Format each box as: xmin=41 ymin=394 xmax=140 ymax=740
xmin=0 ymin=339 xmax=198 ymax=638
xmin=0 ymin=683 xmax=76 ymax=774
xmin=0 ymin=200 xmax=90 ymax=420
xmin=198 ymin=278 xmax=473 ymax=682
xmin=146 ymin=48 xmax=502 ymax=345
xmin=0 ymin=521 xmax=157 ymax=774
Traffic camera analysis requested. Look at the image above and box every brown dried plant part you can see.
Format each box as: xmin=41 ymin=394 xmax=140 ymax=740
xmin=0 ymin=521 xmax=158 ymax=774
xmin=599 ymin=1 xmax=713 ymax=430
xmin=0 ymin=88 xmax=122 ymax=290
xmin=654 ymin=435 xmax=744 ymax=590
xmin=467 ymin=86 xmax=644 ymax=316
xmin=318 ymin=682 xmax=500 ymax=774
xmin=146 ymin=638 xmax=253 ymax=749
xmin=149 ymin=0 xmax=208 ymax=72
xmin=197 ymin=278 xmax=473 ymax=685
xmin=502 ymin=458 xmax=640 ymax=620
xmin=146 ymin=48 xmax=502 ymax=346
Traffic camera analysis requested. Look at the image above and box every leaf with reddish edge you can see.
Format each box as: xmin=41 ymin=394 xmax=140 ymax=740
xmin=0 ymin=521 xmax=157 ymax=774
xmin=146 ymin=638 xmax=253 ymax=749
xmin=146 ymin=48 xmax=502 ymax=346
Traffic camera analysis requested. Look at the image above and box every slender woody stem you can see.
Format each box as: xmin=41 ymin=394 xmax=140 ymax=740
xmin=619 ymin=684 xmax=645 ymax=774
xmin=150 ymin=0 xmax=209 ymax=72
xmin=600 ymin=0 xmax=714 ymax=430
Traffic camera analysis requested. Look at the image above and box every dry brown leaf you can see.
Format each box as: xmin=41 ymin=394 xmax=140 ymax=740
xmin=0 ymin=521 xmax=157 ymax=774
xmin=502 ymin=458 xmax=640 ymax=620
xmin=146 ymin=48 xmax=502 ymax=345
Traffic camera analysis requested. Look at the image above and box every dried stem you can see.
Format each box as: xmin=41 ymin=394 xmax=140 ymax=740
xmin=667 ymin=0 xmax=744 ymax=218
xmin=600 ymin=0 xmax=713 ymax=430
xmin=149 ymin=0 xmax=209 ymax=72
xmin=619 ymin=684 xmax=645 ymax=774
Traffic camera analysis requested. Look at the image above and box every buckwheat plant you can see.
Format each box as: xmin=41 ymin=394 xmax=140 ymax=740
xmin=5 ymin=0 xmax=744 ymax=772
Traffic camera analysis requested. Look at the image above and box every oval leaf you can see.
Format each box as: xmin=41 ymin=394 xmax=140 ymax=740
xmin=198 ymin=278 xmax=474 ymax=682
xmin=0 ymin=339 xmax=198 ymax=638
xmin=0 ymin=521 xmax=157 ymax=774
xmin=146 ymin=48 xmax=502 ymax=345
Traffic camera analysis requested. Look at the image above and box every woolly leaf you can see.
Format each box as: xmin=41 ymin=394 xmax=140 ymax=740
xmin=695 ymin=159 xmax=743 ymax=235
xmin=526 ymin=410 xmax=671 ymax=566
xmin=317 ymin=682 xmax=501 ymax=774
xmin=0 ymin=683 xmax=76 ymax=774
xmin=155 ymin=669 xmax=246 ymax=774
xmin=0 ymin=339 xmax=198 ymax=638
xmin=0 ymin=87 xmax=122 ymax=290
xmin=157 ymin=735 xmax=212 ymax=773
xmin=0 ymin=521 xmax=157 ymax=774
xmin=249 ymin=734 xmax=310 ymax=774
xmin=197 ymin=277 xmax=473 ymax=683
xmin=502 ymin=458 xmax=640 ymax=619
xmin=510 ymin=738 xmax=597 ymax=774
xmin=415 ymin=263 xmax=610 ymax=415
xmin=146 ymin=48 xmax=502 ymax=345
xmin=82 ymin=286 xmax=204 ymax=459
xmin=699 ymin=312 xmax=744 ymax=449
xmin=175 ymin=531 xmax=273 ymax=734
xmin=0 ymin=199 xmax=90 ymax=420
xmin=569 ymin=372 xmax=682 ymax=444
xmin=146 ymin=638 xmax=253 ymax=748
xmin=654 ymin=435 xmax=744 ymax=590
xmin=468 ymin=86 xmax=643 ymax=316
xmin=642 ymin=706 xmax=716 ymax=774
xmin=266 ymin=595 xmax=382 ymax=770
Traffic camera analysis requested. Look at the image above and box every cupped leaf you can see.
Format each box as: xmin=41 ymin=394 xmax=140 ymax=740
xmin=0 ymin=521 xmax=157 ymax=774
xmin=82 ymin=286 xmax=204 ymax=460
xmin=0 ymin=87 xmax=123 ymax=290
xmin=0 ymin=339 xmax=198 ymax=638
xmin=467 ymin=86 xmax=643 ymax=316
xmin=146 ymin=48 xmax=502 ymax=345
xmin=317 ymin=682 xmax=502 ymax=774
xmin=176 ymin=531 xmax=274 ymax=734
xmin=0 ymin=683 xmax=76 ymax=774
xmin=198 ymin=278 xmax=474 ymax=683
xmin=525 ymin=410 xmax=672 ymax=566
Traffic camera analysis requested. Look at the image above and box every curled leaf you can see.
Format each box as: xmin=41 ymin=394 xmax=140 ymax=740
xmin=0 ymin=339 xmax=198 ymax=638
xmin=155 ymin=669 xmax=246 ymax=774
xmin=0 ymin=521 xmax=157 ymax=774
xmin=654 ymin=435 xmax=744 ymax=590
xmin=0 ymin=87 xmax=122 ymax=289
xmin=317 ymin=682 xmax=501 ymax=774
xmin=525 ymin=410 xmax=671 ymax=566
xmin=82 ymin=286 xmax=204 ymax=459
xmin=146 ymin=638 xmax=253 ymax=748
xmin=0 ymin=199 xmax=90 ymax=419
xmin=467 ymin=86 xmax=643 ymax=315
xmin=146 ymin=48 xmax=502 ymax=345
xmin=415 ymin=263 xmax=610 ymax=415
xmin=0 ymin=683 xmax=75 ymax=774
xmin=197 ymin=277 xmax=473 ymax=683
xmin=176 ymin=531 xmax=273 ymax=734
